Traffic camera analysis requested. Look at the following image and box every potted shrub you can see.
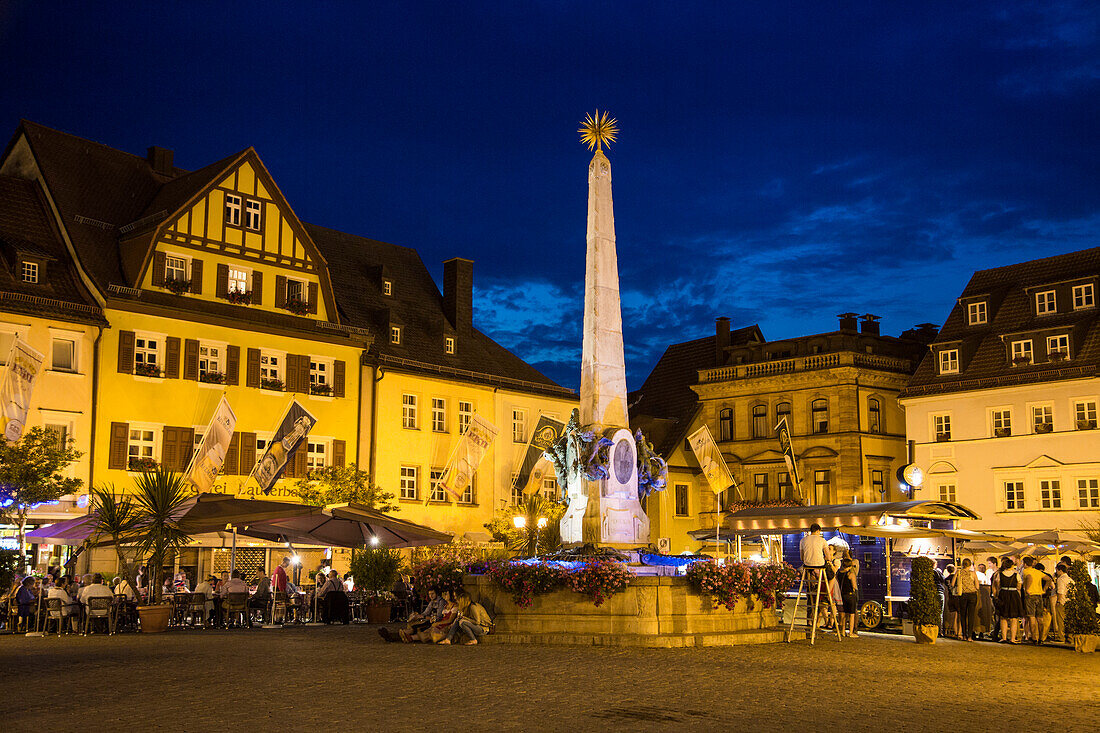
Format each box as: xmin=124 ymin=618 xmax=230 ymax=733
xmin=261 ymin=377 xmax=284 ymax=391
xmin=350 ymin=545 xmax=404 ymax=623
xmin=226 ymin=289 xmax=252 ymax=305
xmin=285 ymin=296 xmax=310 ymax=315
xmin=1049 ymin=351 xmax=1067 ymax=362
xmin=90 ymin=467 xmax=194 ymax=633
xmin=908 ymin=557 xmax=941 ymax=644
xmin=1064 ymin=560 xmax=1099 ymax=653
xmin=310 ymin=382 xmax=333 ymax=396
xmin=164 ymin=278 xmax=191 ymax=295
xmin=1011 ymin=355 xmax=1031 ymax=366
xmin=199 ymin=371 xmax=226 ymax=384
xmin=134 ymin=362 xmax=161 ymax=378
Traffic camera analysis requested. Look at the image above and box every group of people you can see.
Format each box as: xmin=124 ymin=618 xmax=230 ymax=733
xmin=377 ymin=586 xmax=493 ymax=645
xmin=2 ymin=570 xmax=134 ymax=632
xmin=941 ymin=554 xmax=1097 ymax=645
xmin=799 ymin=524 xmax=863 ymax=637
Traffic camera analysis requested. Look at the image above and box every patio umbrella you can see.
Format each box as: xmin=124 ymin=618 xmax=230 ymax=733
xmin=234 ymin=502 xmax=453 ymax=548
xmin=1013 ymin=530 xmax=1090 ymax=545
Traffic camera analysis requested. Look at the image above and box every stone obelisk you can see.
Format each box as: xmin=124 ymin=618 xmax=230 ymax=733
xmin=561 ymin=111 xmax=650 ymax=548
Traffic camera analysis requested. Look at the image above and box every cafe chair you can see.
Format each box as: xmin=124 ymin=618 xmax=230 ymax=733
xmin=187 ymin=593 xmax=209 ymax=628
xmin=84 ymin=596 xmax=113 ymax=636
xmin=222 ymin=592 xmax=250 ymax=628
xmin=44 ymin=597 xmax=67 ymax=636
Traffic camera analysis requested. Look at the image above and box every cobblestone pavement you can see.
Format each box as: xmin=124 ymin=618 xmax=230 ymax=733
xmin=4 ymin=626 xmax=1098 ymax=732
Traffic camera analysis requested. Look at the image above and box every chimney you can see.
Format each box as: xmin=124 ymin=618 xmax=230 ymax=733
xmin=147 ymin=146 xmax=174 ymax=175
xmin=443 ymin=258 xmax=473 ymax=336
xmin=837 ymin=312 xmax=859 ymax=332
xmin=715 ymin=316 xmax=731 ymax=365
xmin=860 ymin=314 xmax=881 ymax=336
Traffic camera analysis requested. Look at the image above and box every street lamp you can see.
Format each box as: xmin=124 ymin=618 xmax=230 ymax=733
xmin=513 ymin=516 xmax=526 ymax=529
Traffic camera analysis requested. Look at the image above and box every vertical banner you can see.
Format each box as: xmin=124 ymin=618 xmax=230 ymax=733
xmin=512 ymin=414 xmax=566 ymax=497
xmin=186 ymin=396 xmax=238 ymax=491
xmin=1 ymin=336 xmax=45 ymax=443
xmin=252 ymin=399 xmax=317 ymax=494
xmin=437 ymin=414 xmax=498 ymax=501
xmin=687 ymin=424 xmax=739 ymax=499
xmin=775 ymin=416 xmax=804 ymax=501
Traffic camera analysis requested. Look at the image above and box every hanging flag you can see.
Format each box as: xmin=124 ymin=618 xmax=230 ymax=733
xmin=437 ymin=414 xmax=498 ymax=501
xmin=775 ymin=415 xmax=804 ymax=501
xmin=512 ymin=414 xmax=566 ymax=496
xmin=186 ymin=396 xmax=237 ymax=491
xmin=1 ymin=336 xmax=45 ymax=443
xmin=252 ymin=399 xmax=317 ymax=494
xmin=687 ymin=424 xmax=739 ymax=498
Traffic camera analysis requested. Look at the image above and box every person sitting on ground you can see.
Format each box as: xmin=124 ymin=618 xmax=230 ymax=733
xmin=47 ymin=577 xmax=80 ymax=632
xmin=410 ymin=589 xmax=457 ymax=643
xmin=378 ymin=585 xmax=447 ymax=643
xmin=438 ymin=592 xmax=493 ymax=645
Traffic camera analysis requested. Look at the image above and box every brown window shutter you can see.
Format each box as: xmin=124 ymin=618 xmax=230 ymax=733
xmin=226 ymin=345 xmax=240 ymax=385
xmin=108 ymin=422 xmax=129 ymax=470
xmin=251 ymin=271 xmax=262 ymax=304
xmin=151 ymin=251 xmax=166 ymax=287
xmin=189 ymin=258 xmax=203 ymax=295
xmin=284 ymin=354 xmax=299 ymax=393
xmin=283 ymin=444 xmax=296 ymax=479
xmin=295 ymin=444 xmax=309 ymax=477
xmin=117 ymin=331 xmax=135 ymax=374
xmin=307 ymin=282 xmax=318 ymax=314
xmin=333 ymin=360 xmax=346 ymax=398
xmin=179 ymin=427 xmax=195 ymax=471
xmin=216 ymin=263 xmax=229 ymax=298
xmin=275 ymin=275 xmax=287 ymax=308
xmin=332 ymin=439 xmax=346 ymax=468
xmin=239 ymin=432 xmax=257 ymax=472
xmin=162 ymin=426 xmax=179 ymax=472
xmin=246 ymin=348 xmax=261 ymax=388
xmin=224 ymin=432 xmax=240 ymax=475
xmin=183 ymin=339 xmax=200 ymax=380
xmin=298 ymin=355 xmax=310 ymax=394
xmin=165 ymin=337 xmax=181 ymax=379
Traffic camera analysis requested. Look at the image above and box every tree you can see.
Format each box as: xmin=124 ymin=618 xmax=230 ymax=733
xmin=1064 ymin=559 xmax=1099 ymax=639
xmin=291 ymin=463 xmax=398 ymax=512
xmin=0 ymin=426 xmax=83 ymax=565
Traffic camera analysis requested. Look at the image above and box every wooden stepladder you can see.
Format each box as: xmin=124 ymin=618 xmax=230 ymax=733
xmin=785 ymin=565 xmax=843 ymax=645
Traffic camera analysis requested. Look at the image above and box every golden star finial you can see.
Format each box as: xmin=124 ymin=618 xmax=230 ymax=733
xmin=579 ymin=110 xmax=618 ymax=152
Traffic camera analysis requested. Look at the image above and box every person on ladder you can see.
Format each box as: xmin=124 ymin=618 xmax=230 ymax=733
xmin=800 ymin=523 xmax=835 ymax=632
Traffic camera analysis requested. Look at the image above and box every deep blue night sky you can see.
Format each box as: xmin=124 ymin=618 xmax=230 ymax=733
xmin=2 ymin=2 xmax=1097 ymax=389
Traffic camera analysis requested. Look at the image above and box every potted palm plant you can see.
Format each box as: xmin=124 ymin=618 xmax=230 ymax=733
xmin=908 ymin=557 xmax=942 ymax=644
xmin=90 ymin=466 xmax=194 ymax=632
xmin=350 ymin=545 xmax=404 ymax=623
xmin=1065 ymin=560 xmax=1099 ymax=652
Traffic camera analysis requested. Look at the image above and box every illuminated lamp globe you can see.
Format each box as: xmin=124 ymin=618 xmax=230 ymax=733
xmin=513 ymin=516 xmax=527 ymax=529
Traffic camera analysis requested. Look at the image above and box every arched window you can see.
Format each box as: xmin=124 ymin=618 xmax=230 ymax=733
xmin=752 ymin=404 xmax=768 ymax=439
xmin=811 ymin=398 xmax=829 ymax=434
xmin=868 ymin=397 xmax=882 ymax=433
xmin=718 ymin=408 xmax=733 ymax=442
xmin=776 ymin=401 xmax=792 ymax=427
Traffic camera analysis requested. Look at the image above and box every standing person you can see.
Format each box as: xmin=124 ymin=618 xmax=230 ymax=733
xmin=1051 ymin=563 xmax=1071 ymax=643
xmin=837 ymin=551 xmax=860 ymax=637
xmin=1020 ymin=556 xmax=1044 ymax=645
xmin=976 ymin=562 xmax=994 ymax=639
xmin=996 ymin=558 xmax=1023 ymax=644
xmin=272 ymin=557 xmax=290 ymax=594
xmin=1036 ymin=562 xmax=1055 ymax=643
xmin=798 ymin=524 xmax=834 ymax=628
xmin=943 ymin=564 xmax=959 ymax=638
xmin=953 ymin=559 xmax=979 ymax=642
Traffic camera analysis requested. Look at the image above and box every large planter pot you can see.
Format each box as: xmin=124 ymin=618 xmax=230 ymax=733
xmin=365 ymin=603 xmax=392 ymax=624
xmin=914 ymin=624 xmax=939 ymax=644
xmin=137 ymin=604 xmax=172 ymax=633
xmin=1072 ymin=634 xmax=1098 ymax=653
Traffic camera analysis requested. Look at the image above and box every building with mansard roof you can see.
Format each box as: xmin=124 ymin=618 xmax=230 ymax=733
xmin=900 ymin=247 xmax=1100 ymax=539
xmin=0 ymin=120 xmax=574 ymax=577
xmin=631 ymin=314 xmax=931 ymax=554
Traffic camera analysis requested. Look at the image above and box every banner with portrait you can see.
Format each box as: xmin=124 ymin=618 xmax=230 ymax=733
xmin=252 ymin=399 xmax=317 ymax=494
xmin=437 ymin=414 xmax=498 ymax=501
xmin=513 ymin=414 xmax=566 ymax=497
xmin=687 ymin=424 xmax=738 ymax=499
xmin=1 ymin=336 xmax=45 ymax=443
xmin=186 ymin=396 xmax=238 ymax=491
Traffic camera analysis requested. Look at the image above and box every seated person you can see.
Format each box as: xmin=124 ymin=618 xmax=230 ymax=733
xmin=75 ymin=573 xmax=94 ymax=604
xmin=214 ymin=571 xmax=230 ymax=595
xmin=439 ymin=592 xmax=493 ymax=645
xmin=219 ymin=570 xmax=251 ymax=596
xmin=47 ymin=579 xmax=80 ymax=632
xmin=318 ymin=570 xmax=350 ymax=624
xmin=250 ymin=571 xmax=272 ymax=619
xmin=114 ymin=576 xmax=137 ymax=602
xmin=82 ymin=574 xmax=116 ymax=602
xmin=16 ymin=577 xmax=39 ymax=627
xmin=378 ymin=585 xmax=446 ymax=643
xmin=193 ymin=574 xmax=217 ymax=620
xmin=409 ymin=589 xmax=457 ymax=643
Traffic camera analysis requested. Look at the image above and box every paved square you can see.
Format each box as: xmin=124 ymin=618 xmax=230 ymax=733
xmin=4 ymin=626 xmax=1098 ymax=731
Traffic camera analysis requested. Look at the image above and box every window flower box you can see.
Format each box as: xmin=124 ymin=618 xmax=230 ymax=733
xmin=226 ymin=290 xmax=252 ymax=305
xmin=309 ymin=383 xmax=333 ymax=396
xmin=1077 ymin=420 xmax=1097 ymax=430
xmin=199 ymin=371 xmax=226 ymax=384
xmin=1011 ymin=356 xmax=1032 ymax=366
xmin=165 ymin=278 xmax=191 ymax=295
xmin=1034 ymin=422 xmax=1053 ymax=434
xmin=994 ymin=428 xmax=1012 ymax=438
xmin=935 ymin=433 xmax=951 ymax=442
xmin=128 ymin=456 xmax=158 ymax=472
xmin=134 ymin=363 xmax=161 ymax=378
xmin=260 ymin=377 xmax=284 ymax=391
xmin=285 ymin=296 xmax=309 ymax=315
xmin=1049 ymin=351 xmax=1067 ymax=362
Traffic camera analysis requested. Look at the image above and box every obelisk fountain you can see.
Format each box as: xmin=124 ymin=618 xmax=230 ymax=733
xmin=560 ymin=111 xmax=651 ymax=548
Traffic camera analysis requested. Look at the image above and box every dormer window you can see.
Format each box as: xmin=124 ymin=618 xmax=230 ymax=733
xmin=20 ymin=261 xmax=38 ymax=284
xmin=1046 ymin=334 xmax=1069 ymax=360
xmin=1035 ymin=290 xmax=1056 ymax=315
xmin=225 ymin=194 xmax=241 ymax=226
xmin=165 ymin=255 xmax=188 ymax=282
xmin=1073 ymin=283 xmax=1095 ymax=310
xmin=938 ymin=349 xmax=959 ymax=374
xmin=444 ymin=336 xmax=455 ymax=354
xmin=383 ymin=279 xmax=393 ymax=296
xmin=967 ymin=301 xmax=987 ymax=325
xmin=390 ymin=326 xmax=401 ymax=345
xmin=1010 ymin=340 xmax=1032 ymax=366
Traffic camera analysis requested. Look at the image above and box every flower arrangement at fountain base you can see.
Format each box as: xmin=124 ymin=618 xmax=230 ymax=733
xmin=464 ymin=572 xmax=799 ymax=647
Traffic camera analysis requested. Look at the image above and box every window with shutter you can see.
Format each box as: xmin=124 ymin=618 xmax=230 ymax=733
xmin=251 ymin=271 xmax=263 ymax=304
xmin=307 ymin=282 xmax=318 ymax=314
xmin=284 ymin=354 xmax=299 ymax=393
xmin=117 ymin=331 xmax=135 ymax=374
xmin=275 ymin=275 xmax=287 ymax=308
xmin=246 ymin=348 xmax=261 ymax=388
xmin=216 ymin=263 xmax=229 ymax=298
xmin=239 ymin=432 xmax=257 ymax=470
xmin=332 ymin=439 xmax=346 ymax=467
xmin=224 ymin=433 xmax=240 ymax=475
xmin=333 ymin=360 xmax=345 ymax=398
xmin=165 ymin=337 xmax=181 ymax=379
xmin=183 ymin=339 xmax=200 ymax=380
xmin=109 ymin=422 xmax=129 ymax=469
xmin=226 ymin=345 xmax=240 ymax=385
xmin=151 ymin=251 xmax=166 ymax=287
xmin=162 ymin=427 xmax=179 ymax=471
xmin=189 ymin=259 xmax=203 ymax=295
